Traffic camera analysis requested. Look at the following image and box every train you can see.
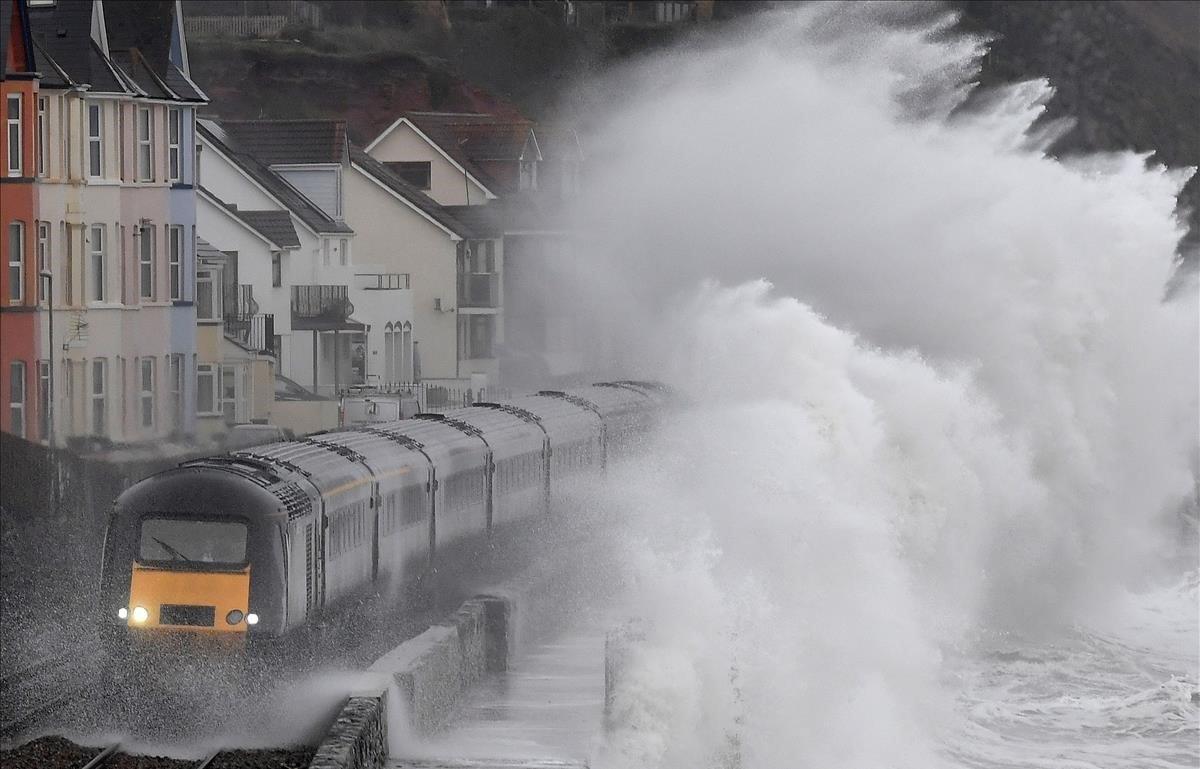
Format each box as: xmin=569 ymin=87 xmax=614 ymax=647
xmin=98 ymin=382 xmax=667 ymax=645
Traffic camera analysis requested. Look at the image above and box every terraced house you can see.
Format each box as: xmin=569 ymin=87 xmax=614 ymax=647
xmin=19 ymin=0 xmax=206 ymax=446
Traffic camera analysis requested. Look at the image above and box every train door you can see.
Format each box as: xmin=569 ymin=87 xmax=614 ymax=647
xmin=314 ymin=503 xmax=326 ymax=612
xmin=484 ymin=450 xmax=495 ymax=536
xmin=427 ymin=467 xmax=438 ymax=573
xmin=370 ymin=480 xmax=380 ymax=583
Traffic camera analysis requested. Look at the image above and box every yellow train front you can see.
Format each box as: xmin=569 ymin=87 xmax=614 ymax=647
xmin=99 ymin=461 xmax=289 ymax=649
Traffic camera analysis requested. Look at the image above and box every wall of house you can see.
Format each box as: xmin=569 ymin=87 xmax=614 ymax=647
xmin=198 ymin=138 xmax=281 ymax=210
xmin=344 ymin=164 xmax=459 ymax=383
xmin=369 ymin=123 xmax=491 ymax=207
xmin=0 ymin=77 xmax=41 ymax=442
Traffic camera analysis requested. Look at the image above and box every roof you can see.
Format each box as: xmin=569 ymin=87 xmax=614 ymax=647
xmin=26 ymin=0 xmax=204 ymax=100
xmin=349 ymin=147 xmax=474 ymax=238
xmin=221 ymin=120 xmax=348 ymax=166
xmin=196 ymin=237 xmax=227 ymax=263
xmin=398 ymin=111 xmax=542 ymax=192
xmin=2 ymin=0 xmax=37 ymax=77
xmin=533 ymin=125 xmax=584 ymax=162
xmin=236 ymin=210 xmax=301 ymax=249
xmin=198 ymin=119 xmax=353 ymax=236
xmin=442 ymin=204 xmax=506 ymax=238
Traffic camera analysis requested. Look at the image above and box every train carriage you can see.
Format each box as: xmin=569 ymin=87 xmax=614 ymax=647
xmin=99 ymin=383 xmax=666 ymax=645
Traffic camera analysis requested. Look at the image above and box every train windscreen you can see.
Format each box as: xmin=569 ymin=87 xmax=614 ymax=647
xmin=138 ymin=518 xmax=248 ymax=565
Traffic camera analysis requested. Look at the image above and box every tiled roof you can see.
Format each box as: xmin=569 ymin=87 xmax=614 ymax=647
xmin=236 ymin=210 xmax=301 ymax=250
xmin=199 ymin=119 xmax=353 ymax=235
xmin=221 ymin=120 xmax=348 ymax=166
xmin=26 ymin=0 xmax=203 ymax=101
xmin=350 ymin=147 xmax=474 ymax=238
xmin=442 ymin=204 xmax=506 ymax=238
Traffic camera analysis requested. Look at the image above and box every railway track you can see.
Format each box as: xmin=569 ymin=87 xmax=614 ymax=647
xmin=0 ymin=637 xmax=101 ymax=741
xmin=77 ymin=744 xmax=222 ymax=768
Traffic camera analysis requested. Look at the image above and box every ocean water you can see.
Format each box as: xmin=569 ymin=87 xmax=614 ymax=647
xmin=560 ymin=3 xmax=1199 ymax=767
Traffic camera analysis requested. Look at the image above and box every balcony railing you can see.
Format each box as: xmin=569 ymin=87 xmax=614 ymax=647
xmin=224 ymin=313 xmax=275 ymax=356
xmin=457 ymin=272 xmax=499 ymax=308
xmin=291 ymin=285 xmax=355 ymax=330
xmin=354 ymin=273 xmax=411 ymax=291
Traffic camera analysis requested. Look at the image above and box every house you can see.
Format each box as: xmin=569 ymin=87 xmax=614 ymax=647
xmin=364 ymin=110 xmax=587 ymax=388
xmin=1 ymin=0 xmax=40 ymax=442
xmin=13 ymin=0 xmax=206 ymax=448
xmin=196 ymin=118 xmax=368 ymax=401
xmin=344 ymin=148 xmax=488 ymax=389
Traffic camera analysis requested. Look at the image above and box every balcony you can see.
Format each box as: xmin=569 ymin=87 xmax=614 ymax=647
xmin=354 ymin=273 xmax=411 ymax=291
xmin=457 ymin=272 xmax=499 ymax=308
xmin=291 ymin=285 xmax=358 ymax=331
xmin=224 ymin=313 xmax=275 ymax=356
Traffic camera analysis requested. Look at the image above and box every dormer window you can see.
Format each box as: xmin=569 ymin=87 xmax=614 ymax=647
xmin=519 ymin=159 xmax=537 ymax=192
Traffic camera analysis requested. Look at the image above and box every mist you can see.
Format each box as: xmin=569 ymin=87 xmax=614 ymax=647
xmin=562 ymin=3 xmax=1199 ymax=767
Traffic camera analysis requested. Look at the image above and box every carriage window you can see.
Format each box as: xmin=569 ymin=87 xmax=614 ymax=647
xmin=139 ymin=518 xmax=247 ymax=564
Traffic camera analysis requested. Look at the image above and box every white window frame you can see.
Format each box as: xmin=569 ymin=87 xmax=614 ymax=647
xmin=168 ymin=224 xmax=183 ymax=300
xmin=36 ymin=221 xmax=49 ymax=303
xmin=87 ymin=102 xmax=103 ymax=179
xmin=136 ymin=106 xmax=153 ymax=182
xmin=168 ymin=107 xmax=181 ymax=183
xmin=169 ymin=353 xmax=184 ymax=427
xmin=8 ymin=221 xmax=25 ymax=304
xmin=196 ymin=363 xmax=219 ymax=415
xmin=195 ymin=268 xmax=221 ymax=320
xmin=36 ymin=96 xmax=47 ymax=177
xmin=37 ymin=360 xmax=50 ymax=440
xmin=9 ymin=360 xmax=26 ymax=438
xmin=6 ymin=94 xmax=21 ymax=177
xmin=139 ymin=357 xmax=155 ymax=430
xmin=91 ymin=358 xmax=107 ymax=437
xmin=138 ymin=224 xmax=155 ymax=300
xmin=88 ymin=224 xmax=105 ymax=302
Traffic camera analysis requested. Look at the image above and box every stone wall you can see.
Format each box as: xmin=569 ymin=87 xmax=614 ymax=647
xmin=308 ymin=692 xmax=388 ymax=769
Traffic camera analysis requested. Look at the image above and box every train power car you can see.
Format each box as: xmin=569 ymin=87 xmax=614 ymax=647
xmin=98 ymin=383 xmax=664 ymax=646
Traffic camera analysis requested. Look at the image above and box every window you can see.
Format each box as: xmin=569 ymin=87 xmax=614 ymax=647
xmin=139 ymin=224 xmax=155 ymax=300
xmin=167 ymin=108 xmax=181 ymax=182
xmin=119 ymin=224 xmax=127 ymax=303
xmin=197 ymin=363 xmax=217 ymax=414
xmin=9 ymin=361 xmax=26 ymax=438
xmin=37 ymin=361 xmax=50 ymax=440
xmin=139 ymin=518 xmax=247 ymax=565
xmin=386 ymin=161 xmax=431 ymax=190
xmin=118 ymin=103 xmax=125 ymax=181
xmin=36 ymin=222 xmax=49 ymax=303
xmin=271 ymin=252 xmax=281 ymax=287
xmin=136 ymin=106 xmax=153 ymax=182
xmin=89 ymin=224 xmax=105 ymax=302
xmin=519 ymin=159 xmax=537 ymax=191
xmin=87 ymin=102 xmax=103 ymax=178
xmin=91 ymin=358 xmax=106 ymax=436
xmin=196 ymin=270 xmax=220 ymax=320
xmin=339 ymin=238 xmax=349 ymax=266
xmin=168 ymin=225 xmax=183 ymax=300
xmin=6 ymin=95 xmax=21 ymax=176
xmin=139 ymin=357 xmax=155 ymax=429
xmin=169 ymin=354 xmax=184 ymax=428
xmin=62 ymin=223 xmax=72 ymax=305
xmin=8 ymin=221 xmax=24 ymax=303
xmin=36 ymin=96 xmax=47 ymax=177
xmin=458 ymin=314 xmax=495 ymax=360
xmin=322 ymin=239 xmax=331 ymax=266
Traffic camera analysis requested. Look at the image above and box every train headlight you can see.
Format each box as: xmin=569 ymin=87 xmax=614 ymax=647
xmin=245 ymin=613 xmax=259 ymax=626
xmin=226 ymin=609 xmax=244 ymax=625
xmin=131 ymin=606 xmax=149 ymax=623
xmin=117 ymin=607 xmax=128 ymax=620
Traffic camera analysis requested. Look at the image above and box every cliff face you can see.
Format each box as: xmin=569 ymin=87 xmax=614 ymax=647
xmin=956 ymin=0 xmax=1200 ymax=254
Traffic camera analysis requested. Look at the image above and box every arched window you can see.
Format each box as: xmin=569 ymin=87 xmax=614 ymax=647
xmin=383 ymin=323 xmax=394 ymax=385
xmin=401 ymin=322 xmax=413 ymax=383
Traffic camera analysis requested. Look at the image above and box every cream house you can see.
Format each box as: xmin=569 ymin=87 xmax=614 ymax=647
xmin=28 ymin=0 xmax=206 ymax=446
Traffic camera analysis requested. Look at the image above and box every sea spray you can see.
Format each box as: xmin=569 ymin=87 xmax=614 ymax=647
xmin=576 ymin=3 xmax=1198 ymax=767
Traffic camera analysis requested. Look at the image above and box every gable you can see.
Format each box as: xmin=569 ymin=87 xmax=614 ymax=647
xmin=367 ymin=120 xmax=494 ymax=207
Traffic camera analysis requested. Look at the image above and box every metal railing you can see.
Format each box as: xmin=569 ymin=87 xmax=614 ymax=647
xmin=291 ymin=285 xmax=353 ymax=323
xmin=223 ymin=313 xmax=275 ymax=356
xmin=342 ymin=381 xmax=512 ymax=414
xmin=457 ymin=272 xmax=499 ymax=308
xmin=354 ymin=273 xmax=411 ymax=291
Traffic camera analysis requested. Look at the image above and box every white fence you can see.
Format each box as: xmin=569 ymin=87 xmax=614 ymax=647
xmin=185 ymin=15 xmax=288 ymax=38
